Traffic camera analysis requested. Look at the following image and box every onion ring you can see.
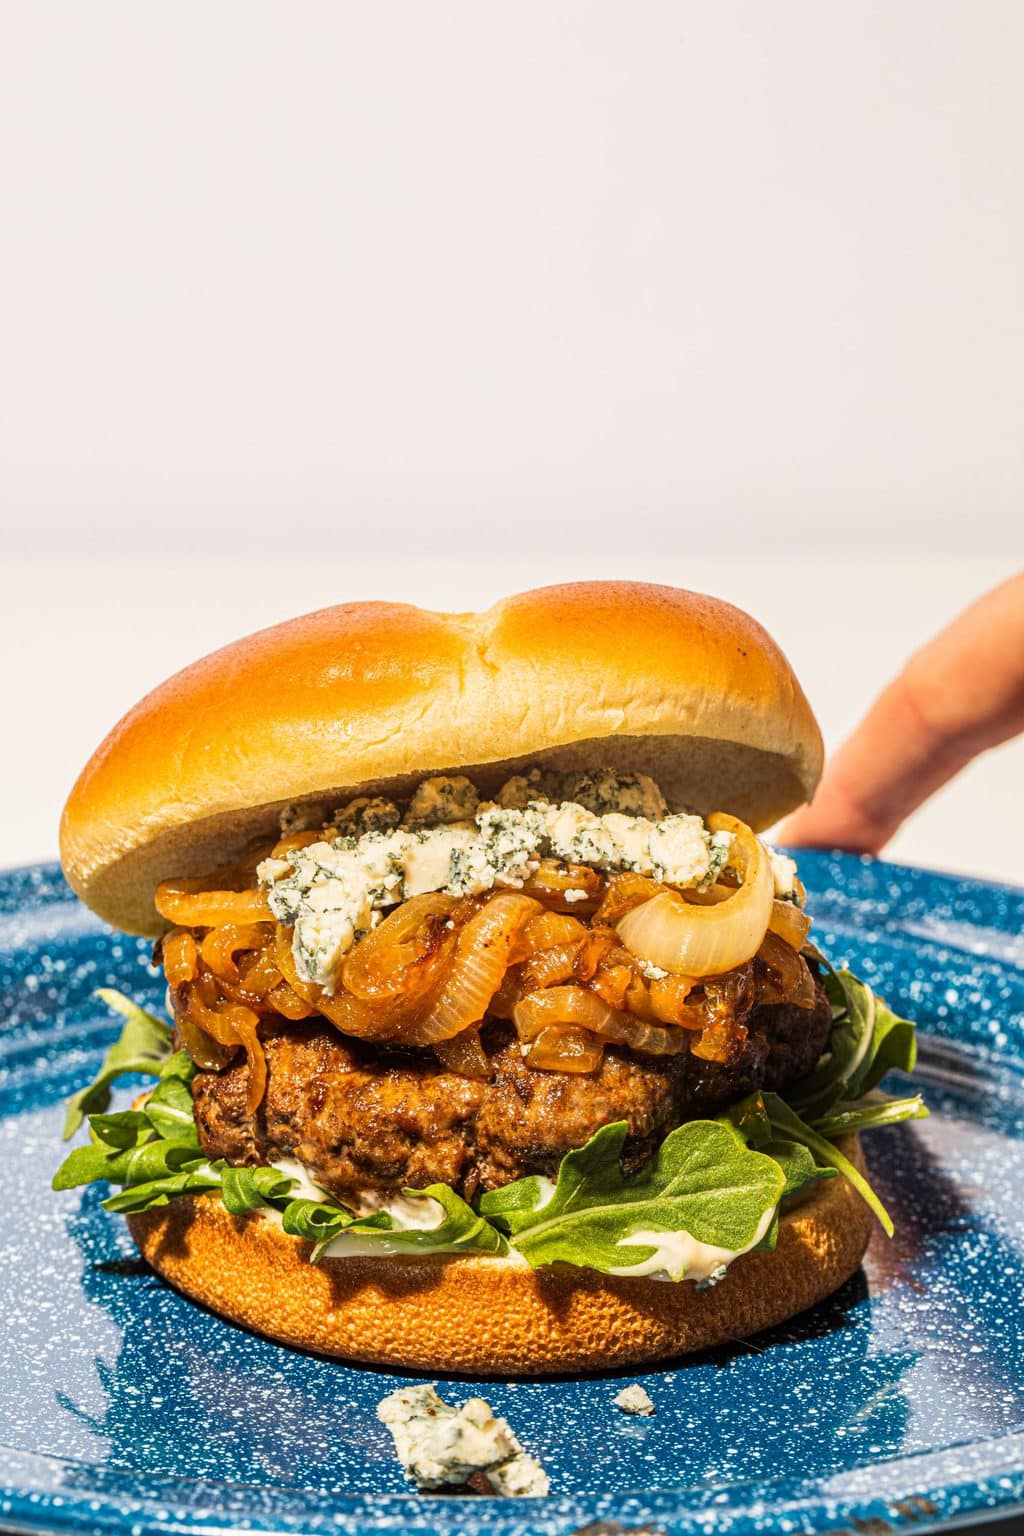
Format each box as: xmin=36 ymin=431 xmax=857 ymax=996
xmin=615 ymin=814 xmax=773 ymax=978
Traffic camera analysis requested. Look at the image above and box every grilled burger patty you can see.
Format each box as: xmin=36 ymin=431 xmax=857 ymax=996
xmin=190 ymin=981 xmax=832 ymax=1202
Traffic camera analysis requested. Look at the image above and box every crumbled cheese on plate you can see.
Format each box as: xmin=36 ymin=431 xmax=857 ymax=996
xmin=377 ymin=1385 xmax=549 ymax=1496
xmin=613 ymin=1385 xmax=655 ymax=1416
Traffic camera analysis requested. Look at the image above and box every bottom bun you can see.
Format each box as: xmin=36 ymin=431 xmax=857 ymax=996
xmin=127 ymin=1135 xmax=872 ymax=1375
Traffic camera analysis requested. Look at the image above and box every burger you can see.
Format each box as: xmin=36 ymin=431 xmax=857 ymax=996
xmin=54 ymin=581 xmax=924 ymax=1374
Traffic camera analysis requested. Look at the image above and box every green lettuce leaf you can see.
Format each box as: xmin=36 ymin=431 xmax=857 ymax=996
xmin=480 ymin=1119 xmax=785 ymax=1278
xmin=102 ymin=1164 xmax=223 ymax=1212
xmin=62 ymin=990 xmax=171 ymax=1139
xmin=811 ymin=1091 xmax=928 ymax=1140
xmin=141 ymin=1074 xmax=201 ymax=1146
xmin=285 ymin=1186 xmax=509 ymax=1264
xmin=55 ymin=962 xmax=924 ymax=1272
xmin=766 ymin=1138 xmax=837 ymax=1200
xmin=219 ymin=1163 xmax=298 ymax=1214
xmin=788 ymin=969 xmax=917 ymax=1118
xmin=764 ymin=1092 xmax=896 ymax=1237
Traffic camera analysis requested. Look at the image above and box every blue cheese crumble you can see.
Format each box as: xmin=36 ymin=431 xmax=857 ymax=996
xmin=767 ymin=848 xmax=802 ymax=903
xmin=613 ymin=1385 xmax=655 ymax=1416
xmin=376 ymin=1384 xmax=549 ymax=1496
xmin=261 ymin=771 xmax=748 ymax=988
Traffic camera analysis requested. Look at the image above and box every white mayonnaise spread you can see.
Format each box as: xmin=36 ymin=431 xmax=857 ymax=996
xmin=530 ymin=1175 xmax=558 ymax=1207
xmin=608 ymin=1204 xmax=777 ymax=1283
xmin=269 ymin=1156 xmax=333 ymax=1204
xmin=263 ymin=1164 xmax=469 ymax=1260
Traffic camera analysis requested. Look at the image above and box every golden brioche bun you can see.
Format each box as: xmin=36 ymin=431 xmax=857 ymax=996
xmin=61 ymin=581 xmax=822 ymax=935
xmin=126 ymin=1135 xmax=870 ymax=1375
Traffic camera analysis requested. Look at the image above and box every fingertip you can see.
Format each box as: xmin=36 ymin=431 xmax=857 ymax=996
xmin=775 ymin=780 xmax=888 ymax=856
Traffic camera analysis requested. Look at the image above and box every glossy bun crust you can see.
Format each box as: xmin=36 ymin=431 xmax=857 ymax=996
xmin=126 ymin=1135 xmax=870 ymax=1375
xmin=61 ymin=582 xmax=823 ymax=935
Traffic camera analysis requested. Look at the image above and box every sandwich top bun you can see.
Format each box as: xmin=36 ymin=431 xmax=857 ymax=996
xmin=60 ymin=581 xmax=823 ymax=936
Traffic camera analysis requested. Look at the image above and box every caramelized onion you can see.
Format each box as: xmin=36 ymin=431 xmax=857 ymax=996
xmin=162 ymin=930 xmax=198 ymax=987
xmin=185 ymin=985 xmax=266 ymax=1111
xmin=522 ymin=859 xmax=603 ymax=910
xmin=156 ymin=807 xmax=805 ymax=1085
xmin=265 ymin=981 xmax=316 ymax=1020
xmin=155 ymin=881 xmax=272 ymax=927
xmin=646 ymin=973 xmax=704 ymax=1028
xmin=434 ymin=1028 xmax=493 ymax=1079
xmin=524 ymin=1025 xmax=604 ymax=1074
xmin=236 ymin=946 xmax=283 ymax=999
xmin=767 ymin=897 xmax=813 ymax=951
xmin=403 ymin=893 xmax=542 ymax=1045
xmin=514 ymin=986 xmax=619 ymax=1038
xmin=519 ymin=940 xmax=583 ymax=991
xmin=270 ymin=830 xmax=324 ymax=856
xmin=342 ymin=894 xmax=457 ymax=1001
xmin=587 ymin=960 xmax=636 ymax=1010
xmin=519 ymin=910 xmax=589 ymax=951
xmin=488 ymin=969 xmax=525 ymax=1020
xmin=312 ymin=987 xmax=419 ymax=1041
xmin=575 ymin=927 xmax=618 ymax=981
xmin=690 ymin=1016 xmax=745 ymax=1064
xmin=176 ymin=1014 xmax=235 ymax=1071
xmin=702 ymin=963 xmax=755 ymax=1023
xmin=757 ymin=930 xmax=817 ymax=1009
xmin=513 ymin=986 xmax=687 ymax=1056
xmin=200 ymin=924 xmax=273 ymax=983
xmin=273 ymin=929 xmax=321 ymax=1005
xmin=594 ymin=872 xmax=666 ymax=925
xmin=615 ymin=815 xmax=773 ymax=978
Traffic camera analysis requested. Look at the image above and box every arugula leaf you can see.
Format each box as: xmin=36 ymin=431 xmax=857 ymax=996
xmin=158 ymin=1049 xmax=198 ymax=1086
xmin=749 ymin=1138 xmax=836 ymax=1250
xmin=55 ymin=968 xmax=923 ymax=1272
xmin=480 ymin=1120 xmax=784 ymax=1277
xmin=766 ymin=1138 xmax=837 ymax=1200
xmin=55 ymin=1047 xmax=508 ymax=1262
xmin=382 ymin=1185 xmax=508 ymax=1259
xmin=846 ymin=987 xmax=918 ymax=1097
xmin=142 ymin=1074 xmax=201 ymax=1146
xmin=281 ymin=1198 xmax=360 ymax=1253
xmin=811 ymin=1091 xmax=928 ymax=1140
xmin=103 ymin=1165 xmax=222 ymax=1212
xmin=62 ymin=990 xmax=172 ymax=1139
xmin=788 ymin=970 xmax=917 ymax=1118
xmin=55 ymin=1134 xmax=205 ymax=1192
xmin=717 ymin=1091 xmax=773 ymax=1147
xmin=764 ymin=1093 xmax=895 ymax=1237
xmin=219 ymin=1163 xmax=297 ymax=1215
xmin=88 ymin=1110 xmax=154 ymax=1151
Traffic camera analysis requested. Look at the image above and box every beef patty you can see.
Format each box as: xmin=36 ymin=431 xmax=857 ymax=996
xmin=190 ymin=980 xmax=832 ymax=1202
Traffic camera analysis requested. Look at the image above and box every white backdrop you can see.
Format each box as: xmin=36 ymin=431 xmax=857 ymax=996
xmin=2 ymin=4 xmax=1022 ymax=880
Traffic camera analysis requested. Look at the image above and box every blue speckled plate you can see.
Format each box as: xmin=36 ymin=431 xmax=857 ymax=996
xmin=2 ymin=854 xmax=1023 ymax=1536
